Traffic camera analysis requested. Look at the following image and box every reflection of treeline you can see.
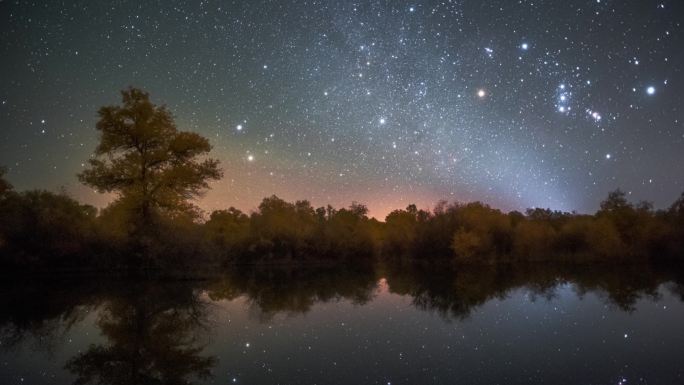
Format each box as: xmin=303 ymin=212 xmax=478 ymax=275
xmin=205 ymin=263 xmax=378 ymax=320
xmin=2 ymin=165 xmax=684 ymax=269
xmin=381 ymin=261 xmax=684 ymax=319
xmin=2 ymin=263 xmax=684 ymax=345
xmin=2 ymin=264 xmax=682 ymax=383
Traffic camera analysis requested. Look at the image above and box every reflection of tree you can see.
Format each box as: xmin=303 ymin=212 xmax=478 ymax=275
xmin=207 ymin=264 xmax=378 ymax=320
xmin=65 ymin=283 xmax=214 ymax=385
xmin=0 ymin=278 xmax=98 ymax=352
xmin=382 ymin=262 xmax=684 ymax=319
xmin=2 ymin=263 xmax=684 ymax=382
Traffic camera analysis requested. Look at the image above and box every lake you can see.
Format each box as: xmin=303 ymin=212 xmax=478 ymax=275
xmin=1 ymin=262 xmax=684 ymax=384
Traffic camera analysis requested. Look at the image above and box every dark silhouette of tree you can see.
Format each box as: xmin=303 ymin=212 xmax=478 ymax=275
xmin=599 ymin=189 xmax=631 ymax=212
xmin=205 ymin=207 xmax=250 ymax=258
xmin=384 ymin=205 xmax=420 ymax=256
xmin=670 ymin=192 xmax=684 ymax=218
xmin=321 ymin=202 xmax=381 ymax=259
xmin=78 ymin=88 xmax=222 ymax=233
xmin=0 ymin=189 xmax=96 ymax=268
xmin=0 ymin=166 xmax=12 ymax=197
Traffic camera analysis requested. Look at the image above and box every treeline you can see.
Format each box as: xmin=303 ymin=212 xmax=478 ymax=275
xmin=1 ymin=166 xmax=684 ymax=270
xmin=383 ymin=190 xmax=684 ymax=263
xmin=0 ymin=168 xmax=382 ymax=269
xmin=1 ymin=88 xmax=683 ymax=270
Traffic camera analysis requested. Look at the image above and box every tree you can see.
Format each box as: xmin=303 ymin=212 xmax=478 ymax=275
xmin=669 ymin=192 xmax=684 ymax=218
xmin=384 ymin=205 xmax=420 ymax=256
xmin=0 ymin=190 xmax=97 ymax=267
xmin=599 ymin=189 xmax=631 ymax=213
xmin=0 ymin=166 xmax=12 ymax=197
xmin=205 ymin=207 xmax=250 ymax=259
xmin=78 ymin=88 xmax=222 ymax=231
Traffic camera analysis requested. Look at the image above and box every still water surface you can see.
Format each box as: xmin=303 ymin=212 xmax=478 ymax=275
xmin=1 ymin=263 xmax=684 ymax=384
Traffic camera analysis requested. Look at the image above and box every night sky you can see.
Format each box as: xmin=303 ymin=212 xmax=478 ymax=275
xmin=1 ymin=0 xmax=682 ymax=218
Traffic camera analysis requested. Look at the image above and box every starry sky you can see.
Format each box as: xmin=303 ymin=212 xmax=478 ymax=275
xmin=1 ymin=0 xmax=683 ymax=218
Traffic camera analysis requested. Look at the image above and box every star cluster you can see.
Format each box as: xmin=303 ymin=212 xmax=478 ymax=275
xmin=1 ymin=0 xmax=682 ymax=217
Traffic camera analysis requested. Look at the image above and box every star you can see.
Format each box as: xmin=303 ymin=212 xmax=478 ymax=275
xmin=3 ymin=0 xmax=684 ymax=219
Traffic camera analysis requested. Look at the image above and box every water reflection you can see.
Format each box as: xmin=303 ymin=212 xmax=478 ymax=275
xmin=382 ymin=262 xmax=684 ymax=318
xmin=205 ymin=264 xmax=378 ymax=320
xmin=1 ymin=262 xmax=684 ymax=384
xmin=65 ymin=283 xmax=214 ymax=385
xmin=0 ymin=279 xmax=214 ymax=384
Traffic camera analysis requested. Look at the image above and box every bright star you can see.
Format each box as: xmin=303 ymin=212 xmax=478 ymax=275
xmin=646 ymin=86 xmax=656 ymax=95
xmin=477 ymin=89 xmax=486 ymax=98
xmin=521 ymin=43 xmax=528 ymax=50
xmin=236 ymin=124 xmax=243 ymax=131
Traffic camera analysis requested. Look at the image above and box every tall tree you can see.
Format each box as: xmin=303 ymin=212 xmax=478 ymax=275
xmin=78 ymin=88 xmax=222 ymax=229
